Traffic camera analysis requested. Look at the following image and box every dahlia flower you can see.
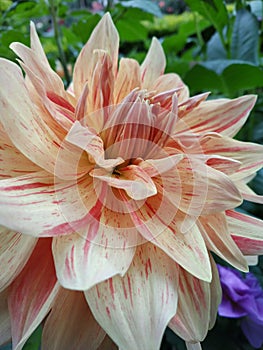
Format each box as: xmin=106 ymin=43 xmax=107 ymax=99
xmin=0 ymin=13 xmax=263 ymax=350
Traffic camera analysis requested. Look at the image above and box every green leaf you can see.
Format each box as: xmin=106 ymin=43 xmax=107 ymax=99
xmin=207 ymin=31 xmax=227 ymax=60
xmin=230 ymin=9 xmax=259 ymax=64
xmin=184 ymin=64 xmax=224 ymax=93
xmin=116 ymin=18 xmax=147 ymax=42
xmin=71 ymin=14 xmax=101 ymax=44
xmin=115 ymin=8 xmax=149 ymax=42
xmin=22 ymin=325 xmax=42 ymax=350
xmin=184 ymin=0 xmax=228 ymax=33
xmin=119 ymin=0 xmax=162 ymax=17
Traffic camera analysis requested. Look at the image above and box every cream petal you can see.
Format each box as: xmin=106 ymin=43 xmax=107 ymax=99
xmin=227 ymin=210 xmax=263 ymax=255
xmin=152 ymin=73 xmax=189 ymax=103
xmin=169 ymin=266 xmax=212 ymax=342
xmin=237 ymin=182 xmax=263 ymax=204
xmin=186 ymin=342 xmax=202 ymax=350
xmin=114 ymin=58 xmax=141 ymax=104
xmin=73 ymin=13 xmax=119 ymax=98
xmin=52 ymin=215 xmax=136 ymax=290
xmin=198 ymin=213 xmax=248 ymax=271
xmin=85 ymin=243 xmax=179 ymax=350
xmin=0 ymin=128 xmax=40 ymax=178
xmin=198 ymin=133 xmax=263 ymax=181
xmin=8 ymin=239 xmax=60 ymax=350
xmin=0 ymin=172 xmax=97 ymax=237
xmin=0 ymin=289 xmax=11 ymax=346
xmin=178 ymin=92 xmax=209 ymax=118
xmin=208 ymin=257 xmax=222 ymax=330
xmin=0 ymin=59 xmax=86 ymax=178
xmin=125 ymin=190 xmax=212 ymax=282
xmin=140 ymin=37 xmax=166 ymax=89
xmin=42 ymin=289 xmax=105 ymax=350
xmin=175 ymin=95 xmax=257 ymax=137
xmin=91 ymin=165 xmax=157 ymax=200
xmin=161 ymin=157 xmax=242 ymax=217
xmin=0 ymin=227 xmax=37 ymax=292
xmin=65 ymin=120 xmax=123 ymax=171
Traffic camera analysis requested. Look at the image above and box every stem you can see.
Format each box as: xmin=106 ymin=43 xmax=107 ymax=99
xmin=49 ymin=0 xmax=71 ymax=86
xmin=193 ymin=12 xmax=205 ymax=58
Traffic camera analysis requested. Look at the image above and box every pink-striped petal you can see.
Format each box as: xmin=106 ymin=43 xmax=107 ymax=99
xmin=152 ymin=73 xmax=189 ymax=103
xmin=65 ymin=120 xmax=123 ymax=171
xmin=0 ymin=171 xmax=97 ymax=237
xmin=73 ymin=13 xmax=119 ymax=98
xmin=227 ymin=210 xmax=263 ymax=255
xmin=198 ymin=213 xmax=248 ymax=271
xmin=91 ymin=165 xmax=157 ymax=200
xmin=178 ymin=92 xmax=209 ymax=118
xmin=8 ymin=239 xmax=59 ymax=350
xmin=125 ymin=190 xmax=212 ymax=282
xmin=42 ymin=288 xmax=105 ymax=350
xmin=198 ymin=133 xmax=263 ymax=181
xmin=140 ymin=37 xmax=166 ymax=89
xmin=0 ymin=227 xmax=37 ymax=292
xmin=169 ymin=259 xmax=220 ymax=342
xmin=159 ymin=157 xmax=242 ymax=217
xmin=86 ymin=50 xmax=114 ymax=115
xmin=85 ymin=243 xmax=179 ymax=350
xmin=114 ymin=58 xmax=141 ymax=104
xmin=52 ymin=213 xmax=137 ymax=290
xmin=208 ymin=257 xmax=222 ymax=330
xmin=0 ymin=129 xmax=40 ymax=179
xmin=175 ymin=95 xmax=256 ymax=137
xmin=0 ymin=289 xmax=11 ymax=346
xmin=0 ymin=59 xmax=87 ymax=178
xmin=236 ymin=181 xmax=263 ymax=204
xmin=10 ymin=22 xmax=69 ymax=101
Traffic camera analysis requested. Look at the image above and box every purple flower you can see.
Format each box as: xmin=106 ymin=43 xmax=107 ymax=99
xmin=217 ymin=265 xmax=263 ymax=348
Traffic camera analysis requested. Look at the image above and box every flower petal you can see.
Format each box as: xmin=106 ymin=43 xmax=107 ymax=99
xmin=227 ymin=210 xmax=263 ymax=255
xmin=198 ymin=133 xmax=263 ymax=181
xmin=85 ymin=243 xmax=179 ymax=350
xmin=0 ymin=227 xmax=37 ymax=292
xmin=0 ymin=59 xmax=86 ymax=178
xmin=169 ymin=262 xmax=217 ymax=342
xmin=198 ymin=213 xmax=248 ymax=272
xmin=0 ymin=172 xmax=97 ymax=237
xmin=236 ymin=181 xmax=263 ymax=204
xmin=0 ymin=289 xmax=11 ymax=346
xmin=175 ymin=95 xmax=257 ymax=137
xmin=152 ymin=73 xmax=189 ymax=103
xmin=208 ymin=257 xmax=222 ymax=330
xmin=161 ymin=157 xmax=242 ymax=217
xmin=125 ymin=191 xmax=212 ymax=282
xmin=91 ymin=165 xmax=157 ymax=200
xmin=73 ymin=13 xmax=119 ymax=98
xmin=42 ymin=288 xmax=106 ymax=350
xmin=140 ymin=37 xmax=166 ymax=89
xmin=114 ymin=58 xmax=141 ymax=104
xmin=8 ymin=239 xmax=59 ymax=350
xmin=10 ymin=22 xmax=68 ymax=100
xmin=65 ymin=120 xmax=123 ymax=171
xmin=52 ymin=210 xmax=137 ymax=290
xmin=0 ymin=128 xmax=40 ymax=178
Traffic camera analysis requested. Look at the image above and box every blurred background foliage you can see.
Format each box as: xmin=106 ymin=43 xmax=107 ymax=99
xmin=0 ymin=0 xmax=263 ymax=349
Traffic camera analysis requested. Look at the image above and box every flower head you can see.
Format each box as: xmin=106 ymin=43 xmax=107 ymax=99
xmin=218 ymin=265 xmax=263 ymax=348
xmin=0 ymin=13 xmax=263 ymax=350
